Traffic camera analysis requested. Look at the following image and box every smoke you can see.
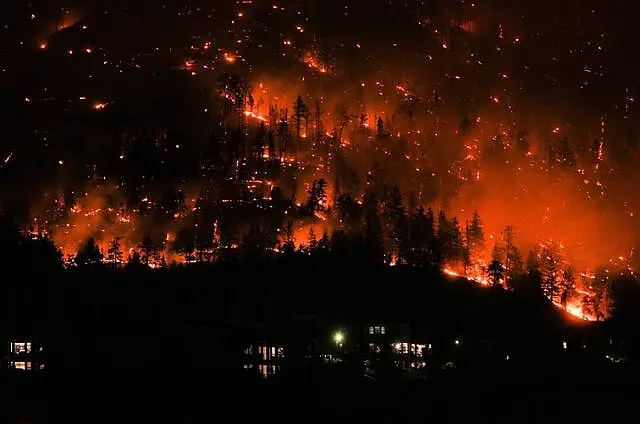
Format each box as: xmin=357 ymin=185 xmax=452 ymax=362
xmin=9 ymin=0 xmax=640 ymax=274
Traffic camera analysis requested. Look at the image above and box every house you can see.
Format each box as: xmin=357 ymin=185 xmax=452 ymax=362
xmin=243 ymin=342 xmax=285 ymax=377
xmin=6 ymin=339 xmax=44 ymax=371
xmin=361 ymin=323 xmax=410 ymax=353
xmin=357 ymin=322 xmax=431 ymax=369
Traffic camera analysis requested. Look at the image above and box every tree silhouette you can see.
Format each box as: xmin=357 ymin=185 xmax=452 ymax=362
xmin=383 ymin=186 xmax=405 ymax=252
xmin=241 ymin=223 xmax=271 ymax=260
xmin=502 ymin=225 xmax=524 ymax=286
xmin=376 ymin=117 xmax=385 ymax=137
xmin=218 ymin=72 xmax=247 ymax=119
xmin=33 ymin=236 xmax=64 ymax=271
xmin=336 ymin=193 xmax=360 ymax=227
xmin=559 ymin=267 xmax=576 ymax=310
xmin=488 ymin=259 xmax=505 ymax=287
xmin=294 ymin=95 xmax=307 ymax=159
xmin=465 ymin=210 xmax=484 ymax=258
xmin=361 ymin=190 xmax=383 ymax=263
xmin=405 ymin=207 xmax=440 ymax=268
xmin=282 ymin=220 xmax=296 ymax=255
xmin=539 ymin=245 xmax=561 ymax=302
xmin=306 ymin=178 xmax=328 ymax=214
xmin=75 ymin=238 xmax=103 ymax=267
xmin=591 ymin=268 xmax=613 ymax=320
xmin=307 ymin=226 xmax=318 ymax=252
xmin=126 ymin=250 xmax=144 ymax=270
xmin=438 ymin=210 xmax=463 ymax=265
xmin=106 ymin=238 xmax=124 ymax=268
xmin=195 ymin=224 xmax=214 ymax=263
xmin=139 ymin=234 xmax=158 ymax=267
xmin=318 ymin=231 xmax=330 ymax=251
xmin=173 ymin=228 xmax=195 ymax=264
xmin=278 ymin=110 xmax=289 ymax=159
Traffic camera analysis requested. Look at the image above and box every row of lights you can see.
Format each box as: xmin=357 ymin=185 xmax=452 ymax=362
xmin=332 ymin=330 xmax=460 ymax=348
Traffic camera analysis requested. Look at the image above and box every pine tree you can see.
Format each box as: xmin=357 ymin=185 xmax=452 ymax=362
xmin=488 ymin=260 xmax=505 ymax=287
xmin=559 ymin=267 xmax=576 ymax=310
xmin=107 ymin=238 xmax=124 ymax=268
xmin=383 ymin=185 xmax=405 ymax=255
xmin=465 ymin=210 xmax=485 ymax=259
xmin=139 ymin=234 xmax=157 ymax=267
xmin=294 ymin=95 xmax=307 ymax=159
xmin=539 ymin=245 xmax=561 ymax=302
xmin=76 ymin=238 xmax=103 ymax=267
xmin=307 ymin=226 xmax=318 ymax=251
xmin=306 ymin=179 xmax=328 ymax=214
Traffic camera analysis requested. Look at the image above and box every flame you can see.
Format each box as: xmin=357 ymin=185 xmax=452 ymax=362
xmin=443 ymin=265 xmax=595 ymax=321
xmin=302 ymin=51 xmax=330 ymax=75
xmin=244 ymin=110 xmax=267 ymax=123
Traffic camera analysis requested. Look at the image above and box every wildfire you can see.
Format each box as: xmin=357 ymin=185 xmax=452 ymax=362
xmin=302 ymin=51 xmax=330 ymax=74
xmin=244 ymin=110 xmax=267 ymax=123
xmin=443 ymin=266 xmax=596 ymax=321
xmin=21 ymin=13 xmax=638 ymax=329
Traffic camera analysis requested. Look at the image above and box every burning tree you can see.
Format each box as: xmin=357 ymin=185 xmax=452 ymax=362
xmin=487 ymin=260 xmax=505 ymax=287
xmin=465 ymin=210 xmax=485 ymax=259
xmin=306 ymin=179 xmax=328 ymax=214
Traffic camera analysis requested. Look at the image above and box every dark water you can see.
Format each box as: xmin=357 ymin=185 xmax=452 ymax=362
xmin=2 ymin=371 xmax=637 ymax=424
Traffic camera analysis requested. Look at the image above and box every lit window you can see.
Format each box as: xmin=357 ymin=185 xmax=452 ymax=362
xmin=11 ymin=361 xmax=29 ymax=370
xmin=380 ymin=326 xmax=386 ymax=335
xmin=413 ymin=344 xmax=426 ymax=357
xmin=271 ymin=347 xmax=276 ymax=358
xmin=243 ymin=346 xmax=253 ymax=355
xmin=374 ymin=326 xmax=380 ymax=334
xmin=393 ymin=343 xmax=409 ymax=354
xmin=368 ymin=326 xmax=374 ymax=335
xmin=277 ymin=347 xmax=284 ymax=358
xmin=262 ymin=346 xmax=268 ymax=361
xmin=11 ymin=342 xmax=31 ymax=354
xmin=243 ymin=364 xmax=253 ymax=369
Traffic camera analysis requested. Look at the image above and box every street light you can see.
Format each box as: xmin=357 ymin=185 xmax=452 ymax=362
xmin=333 ymin=331 xmax=345 ymax=350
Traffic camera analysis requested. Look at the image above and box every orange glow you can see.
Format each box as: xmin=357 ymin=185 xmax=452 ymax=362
xmin=244 ymin=110 xmax=268 ymax=123
xmin=444 ymin=265 xmax=595 ymax=321
xmin=302 ymin=51 xmax=330 ymax=75
xmin=25 ymin=36 xmax=640 ymax=329
xmin=54 ymin=9 xmax=81 ymax=33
